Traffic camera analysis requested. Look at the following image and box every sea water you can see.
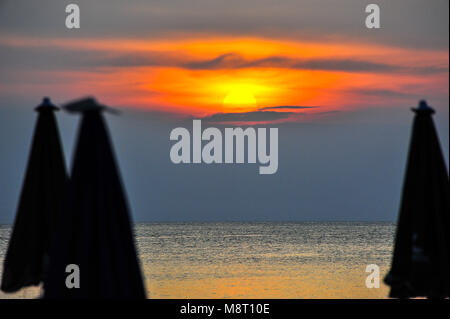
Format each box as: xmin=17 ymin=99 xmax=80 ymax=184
xmin=0 ymin=222 xmax=395 ymax=299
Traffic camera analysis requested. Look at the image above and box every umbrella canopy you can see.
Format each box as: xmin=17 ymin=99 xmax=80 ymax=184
xmin=384 ymin=100 xmax=449 ymax=298
xmin=1 ymin=97 xmax=68 ymax=293
xmin=44 ymin=97 xmax=146 ymax=298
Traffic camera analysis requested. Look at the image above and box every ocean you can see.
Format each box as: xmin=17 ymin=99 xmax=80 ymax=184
xmin=0 ymin=222 xmax=395 ymax=299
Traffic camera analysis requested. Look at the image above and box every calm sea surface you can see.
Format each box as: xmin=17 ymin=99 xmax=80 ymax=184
xmin=0 ymin=222 xmax=395 ymax=299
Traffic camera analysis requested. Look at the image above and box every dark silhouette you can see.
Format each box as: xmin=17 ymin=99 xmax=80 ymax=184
xmin=1 ymin=97 xmax=68 ymax=293
xmin=384 ymin=100 xmax=449 ymax=298
xmin=44 ymin=97 xmax=146 ymax=298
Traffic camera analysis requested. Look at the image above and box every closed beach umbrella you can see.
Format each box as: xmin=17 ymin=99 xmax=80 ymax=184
xmin=1 ymin=97 xmax=68 ymax=293
xmin=384 ymin=100 xmax=449 ymax=298
xmin=44 ymin=97 xmax=145 ymax=298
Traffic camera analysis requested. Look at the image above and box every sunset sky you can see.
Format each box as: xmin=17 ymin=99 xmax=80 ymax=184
xmin=1 ymin=1 xmax=448 ymax=120
xmin=0 ymin=1 xmax=448 ymax=222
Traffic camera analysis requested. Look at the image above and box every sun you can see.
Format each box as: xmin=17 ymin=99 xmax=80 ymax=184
xmin=222 ymin=86 xmax=257 ymax=112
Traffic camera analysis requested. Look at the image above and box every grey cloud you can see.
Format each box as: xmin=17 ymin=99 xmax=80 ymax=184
xmin=201 ymin=111 xmax=294 ymax=123
xmin=0 ymin=0 xmax=448 ymax=50
xmin=348 ymin=89 xmax=419 ymax=98
xmin=241 ymin=56 xmax=399 ymax=73
xmin=293 ymin=59 xmax=400 ymax=72
xmin=183 ymin=54 xmax=447 ymax=74
xmin=0 ymin=44 xmax=181 ymax=71
xmin=258 ymin=106 xmax=317 ymax=111
xmin=1 ymin=43 xmax=447 ymax=76
xmin=183 ymin=53 xmax=242 ymax=70
xmin=200 ymin=109 xmax=342 ymax=124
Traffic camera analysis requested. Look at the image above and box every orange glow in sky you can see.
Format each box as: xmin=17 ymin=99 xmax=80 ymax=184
xmin=0 ymin=35 xmax=448 ymax=121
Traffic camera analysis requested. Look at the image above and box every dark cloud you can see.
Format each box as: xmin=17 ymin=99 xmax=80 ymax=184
xmin=184 ymin=54 xmax=448 ymax=74
xmin=1 ymin=43 xmax=447 ymax=76
xmin=258 ymin=105 xmax=317 ymax=111
xmin=348 ymin=89 xmax=419 ymax=98
xmin=94 ymin=53 xmax=179 ymax=68
xmin=201 ymin=110 xmax=294 ymax=122
xmin=102 ymin=53 xmax=408 ymax=74
xmin=88 ymin=52 xmax=449 ymax=75
xmin=184 ymin=54 xmax=398 ymax=72
xmin=293 ymin=59 xmax=399 ymax=72
xmin=199 ymin=108 xmax=342 ymax=123
xmin=198 ymin=109 xmax=345 ymax=124
xmin=242 ymin=56 xmax=400 ymax=73
xmin=183 ymin=53 xmax=242 ymax=70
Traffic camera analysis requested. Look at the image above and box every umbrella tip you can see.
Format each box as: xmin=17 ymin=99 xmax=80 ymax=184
xmin=412 ymin=100 xmax=435 ymax=114
xmin=35 ymin=97 xmax=59 ymax=111
xmin=62 ymin=96 xmax=120 ymax=115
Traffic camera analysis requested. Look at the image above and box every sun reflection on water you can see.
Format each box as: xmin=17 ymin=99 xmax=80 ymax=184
xmin=0 ymin=222 xmax=394 ymax=299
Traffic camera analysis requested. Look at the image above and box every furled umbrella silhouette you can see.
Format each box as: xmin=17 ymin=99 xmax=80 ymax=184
xmin=384 ymin=100 xmax=449 ymax=298
xmin=44 ymin=97 xmax=146 ymax=298
xmin=1 ymin=97 xmax=68 ymax=293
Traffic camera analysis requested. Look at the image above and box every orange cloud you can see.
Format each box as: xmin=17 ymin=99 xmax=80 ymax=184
xmin=0 ymin=35 xmax=447 ymax=121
